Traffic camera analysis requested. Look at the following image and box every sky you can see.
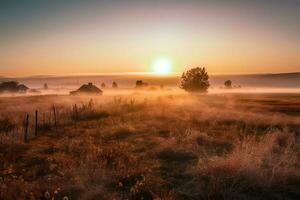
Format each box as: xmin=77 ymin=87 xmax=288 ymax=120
xmin=0 ymin=0 xmax=300 ymax=77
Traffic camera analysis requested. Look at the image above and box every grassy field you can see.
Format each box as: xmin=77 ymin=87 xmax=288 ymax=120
xmin=0 ymin=91 xmax=299 ymax=200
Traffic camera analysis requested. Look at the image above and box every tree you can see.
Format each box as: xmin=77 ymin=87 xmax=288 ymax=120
xmin=224 ymin=80 xmax=232 ymax=88
xmin=0 ymin=81 xmax=29 ymax=93
xmin=136 ymin=80 xmax=144 ymax=88
xmin=180 ymin=67 xmax=210 ymax=93
xmin=112 ymin=81 xmax=118 ymax=88
xmin=101 ymin=82 xmax=106 ymax=89
xmin=44 ymin=83 xmax=48 ymax=90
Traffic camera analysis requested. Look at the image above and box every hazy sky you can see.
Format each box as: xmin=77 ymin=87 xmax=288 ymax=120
xmin=1 ymin=0 xmax=300 ymax=76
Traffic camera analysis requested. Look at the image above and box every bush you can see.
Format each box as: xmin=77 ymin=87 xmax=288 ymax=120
xmin=136 ymin=80 xmax=144 ymax=88
xmin=180 ymin=67 xmax=210 ymax=93
xmin=112 ymin=82 xmax=118 ymax=88
xmin=224 ymin=80 xmax=232 ymax=88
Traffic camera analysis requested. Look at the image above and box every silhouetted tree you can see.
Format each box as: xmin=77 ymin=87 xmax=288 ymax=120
xmin=180 ymin=67 xmax=210 ymax=93
xmin=101 ymin=82 xmax=106 ymax=89
xmin=0 ymin=81 xmax=29 ymax=93
xmin=0 ymin=81 xmax=19 ymax=91
xmin=112 ymin=81 xmax=118 ymax=88
xmin=136 ymin=80 xmax=144 ymax=88
xmin=44 ymin=83 xmax=48 ymax=90
xmin=224 ymin=80 xmax=232 ymax=88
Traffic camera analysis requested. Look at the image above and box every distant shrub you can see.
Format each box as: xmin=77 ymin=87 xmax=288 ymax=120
xmin=180 ymin=67 xmax=210 ymax=93
xmin=0 ymin=81 xmax=29 ymax=93
xmin=136 ymin=80 xmax=143 ymax=88
xmin=224 ymin=80 xmax=232 ymax=88
xmin=44 ymin=83 xmax=48 ymax=90
xmin=135 ymin=80 xmax=149 ymax=88
xmin=112 ymin=82 xmax=118 ymax=88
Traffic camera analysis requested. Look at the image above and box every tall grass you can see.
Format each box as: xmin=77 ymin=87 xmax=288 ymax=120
xmin=0 ymin=93 xmax=299 ymax=199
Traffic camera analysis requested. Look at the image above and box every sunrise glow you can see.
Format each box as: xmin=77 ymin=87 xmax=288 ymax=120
xmin=0 ymin=2 xmax=299 ymax=199
xmin=1 ymin=1 xmax=300 ymax=77
xmin=153 ymin=58 xmax=173 ymax=75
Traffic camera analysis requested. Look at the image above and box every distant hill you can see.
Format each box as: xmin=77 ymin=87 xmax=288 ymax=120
xmin=1 ymin=72 xmax=299 ymax=88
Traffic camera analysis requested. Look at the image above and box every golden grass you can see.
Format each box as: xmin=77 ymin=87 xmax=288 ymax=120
xmin=0 ymin=92 xmax=299 ymax=199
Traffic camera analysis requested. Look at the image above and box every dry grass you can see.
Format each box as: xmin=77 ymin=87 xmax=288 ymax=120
xmin=0 ymin=92 xmax=299 ymax=200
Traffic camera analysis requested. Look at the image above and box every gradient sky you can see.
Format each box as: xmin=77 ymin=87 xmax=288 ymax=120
xmin=0 ymin=0 xmax=300 ymax=76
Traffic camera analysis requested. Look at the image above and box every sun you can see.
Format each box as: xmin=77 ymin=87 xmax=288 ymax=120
xmin=153 ymin=58 xmax=172 ymax=75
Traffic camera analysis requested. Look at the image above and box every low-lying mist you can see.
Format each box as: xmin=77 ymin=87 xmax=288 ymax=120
xmin=1 ymin=72 xmax=299 ymax=89
xmin=1 ymin=87 xmax=300 ymax=98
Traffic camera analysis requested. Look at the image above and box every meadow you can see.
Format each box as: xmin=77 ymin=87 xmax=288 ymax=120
xmin=0 ymin=91 xmax=299 ymax=200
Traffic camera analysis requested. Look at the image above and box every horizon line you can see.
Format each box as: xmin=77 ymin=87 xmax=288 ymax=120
xmin=1 ymin=71 xmax=300 ymax=79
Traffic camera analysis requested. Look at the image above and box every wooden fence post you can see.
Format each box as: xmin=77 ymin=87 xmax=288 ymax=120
xmin=52 ymin=105 xmax=57 ymax=130
xmin=56 ymin=107 xmax=59 ymax=126
xmin=74 ymin=104 xmax=78 ymax=120
xmin=43 ymin=112 xmax=45 ymax=126
xmin=35 ymin=110 xmax=38 ymax=136
xmin=24 ymin=114 xmax=29 ymax=143
xmin=49 ymin=109 xmax=52 ymax=125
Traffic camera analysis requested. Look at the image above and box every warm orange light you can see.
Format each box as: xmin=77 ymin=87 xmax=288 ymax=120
xmin=152 ymin=58 xmax=173 ymax=75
